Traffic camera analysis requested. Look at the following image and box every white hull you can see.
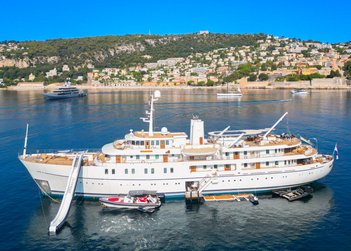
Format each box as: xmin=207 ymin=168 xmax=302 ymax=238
xmin=43 ymin=92 xmax=86 ymax=99
xmin=20 ymin=156 xmax=333 ymax=198
xmin=217 ymin=93 xmax=242 ymax=97
xmin=99 ymin=200 xmax=161 ymax=209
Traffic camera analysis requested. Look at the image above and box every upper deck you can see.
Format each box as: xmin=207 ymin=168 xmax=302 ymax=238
xmin=132 ymin=131 xmax=187 ymax=139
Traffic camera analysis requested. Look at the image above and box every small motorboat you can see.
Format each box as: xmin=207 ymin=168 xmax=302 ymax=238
xmin=99 ymin=190 xmax=162 ymax=212
xmin=290 ymin=89 xmax=308 ymax=95
xmin=248 ymin=195 xmax=259 ymax=205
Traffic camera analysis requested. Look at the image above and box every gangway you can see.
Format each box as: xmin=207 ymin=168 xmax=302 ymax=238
xmin=185 ymin=171 xmax=219 ymax=203
xmin=48 ymin=153 xmax=83 ymax=235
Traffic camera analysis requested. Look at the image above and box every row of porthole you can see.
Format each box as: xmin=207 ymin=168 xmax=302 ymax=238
xmin=105 ymin=168 xmax=175 ymax=175
xmin=81 ymin=172 xmax=314 ymax=187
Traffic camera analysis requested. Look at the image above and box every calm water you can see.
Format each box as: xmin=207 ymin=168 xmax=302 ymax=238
xmin=0 ymin=89 xmax=350 ymax=250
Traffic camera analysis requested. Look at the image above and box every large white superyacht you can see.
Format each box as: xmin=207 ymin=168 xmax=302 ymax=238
xmin=20 ymin=91 xmax=333 ymax=199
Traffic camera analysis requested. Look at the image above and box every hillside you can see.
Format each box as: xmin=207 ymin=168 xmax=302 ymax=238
xmin=0 ymin=33 xmax=266 ymax=83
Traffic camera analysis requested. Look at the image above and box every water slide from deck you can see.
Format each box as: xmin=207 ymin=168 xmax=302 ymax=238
xmin=48 ymin=153 xmax=83 ymax=234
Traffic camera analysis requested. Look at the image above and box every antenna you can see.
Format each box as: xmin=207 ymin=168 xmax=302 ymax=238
xmin=23 ymin=123 xmax=29 ymax=159
xmin=140 ymin=90 xmax=161 ymax=136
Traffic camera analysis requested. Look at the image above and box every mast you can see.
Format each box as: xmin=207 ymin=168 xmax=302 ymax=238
xmin=23 ymin=123 xmax=29 ymax=159
xmin=140 ymin=90 xmax=161 ymax=136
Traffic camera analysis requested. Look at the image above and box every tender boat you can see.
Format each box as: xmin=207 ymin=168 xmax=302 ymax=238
xmin=43 ymin=78 xmax=87 ymax=100
xmin=99 ymin=190 xmax=162 ymax=212
xmin=248 ymin=195 xmax=259 ymax=205
xmin=290 ymin=89 xmax=308 ymax=95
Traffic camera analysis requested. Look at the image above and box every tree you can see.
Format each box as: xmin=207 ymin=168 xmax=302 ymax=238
xmin=248 ymin=74 xmax=257 ymax=82
xmin=187 ymin=80 xmax=195 ymax=86
xmin=206 ymin=80 xmax=214 ymax=86
xmin=258 ymin=73 xmax=269 ymax=81
xmin=286 ymin=75 xmax=299 ymax=82
xmin=327 ymin=70 xmax=341 ymax=78
xmin=343 ymin=61 xmax=351 ymax=79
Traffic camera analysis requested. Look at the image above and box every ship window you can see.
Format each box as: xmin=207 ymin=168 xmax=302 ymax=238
xmin=214 ymin=165 xmax=218 ymax=169
xmin=275 ymin=161 xmax=279 ymax=165
xmin=140 ymin=141 xmax=144 ymax=145
xmin=166 ymin=140 xmax=169 ymax=145
xmin=151 ymin=168 xmax=155 ymax=174
xmin=125 ymin=169 xmax=128 ymax=174
xmin=284 ymin=160 xmax=287 ymax=165
xmin=225 ymin=152 xmax=229 ymax=156
xmin=131 ymin=141 xmax=135 ymax=145
xmin=136 ymin=155 xmax=140 ymax=159
xmin=144 ymin=168 xmax=148 ymax=174
xmin=170 ymin=168 xmax=174 ymax=173
xmin=164 ymin=168 xmax=167 ymax=173
xmin=155 ymin=155 xmax=159 ymax=159
xmin=275 ymin=149 xmax=278 ymax=153
xmin=112 ymin=169 xmax=115 ymax=174
xmin=156 ymin=141 xmax=160 ymax=146
xmin=132 ymin=168 xmax=135 ymax=174
xmin=105 ymin=169 xmax=108 ymax=174
xmin=130 ymin=155 xmax=133 ymax=159
xmin=136 ymin=141 xmax=140 ymax=146
xmin=203 ymin=165 xmax=207 ymax=169
xmin=146 ymin=155 xmax=150 ymax=160
xmin=244 ymin=151 xmax=247 ymax=155
xmin=266 ymin=162 xmax=269 ymax=166
xmin=266 ymin=150 xmax=269 ymax=154
xmin=244 ymin=163 xmax=248 ymax=167
xmin=151 ymin=140 xmax=155 ymax=145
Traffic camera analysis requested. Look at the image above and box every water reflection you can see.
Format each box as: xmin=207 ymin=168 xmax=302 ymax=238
xmin=22 ymin=185 xmax=333 ymax=250
xmin=0 ymin=89 xmax=349 ymax=250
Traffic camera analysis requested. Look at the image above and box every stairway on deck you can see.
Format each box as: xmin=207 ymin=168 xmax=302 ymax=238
xmin=48 ymin=153 xmax=83 ymax=234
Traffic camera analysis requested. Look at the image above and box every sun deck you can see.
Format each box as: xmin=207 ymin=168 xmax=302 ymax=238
xmin=243 ymin=137 xmax=300 ymax=147
xmin=23 ymin=154 xmax=94 ymax=166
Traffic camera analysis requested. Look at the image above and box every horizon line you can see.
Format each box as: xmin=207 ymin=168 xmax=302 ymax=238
xmin=1 ymin=32 xmax=349 ymax=44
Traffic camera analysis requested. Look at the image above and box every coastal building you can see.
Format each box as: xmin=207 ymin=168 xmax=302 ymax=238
xmin=46 ymin=68 xmax=57 ymax=78
xmin=198 ymin=30 xmax=209 ymax=35
xmin=28 ymin=73 xmax=35 ymax=81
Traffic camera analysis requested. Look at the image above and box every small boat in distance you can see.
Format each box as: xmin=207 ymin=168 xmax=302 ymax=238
xmin=43 ymin=78 xmax=87 ymax=100
xmin=217 ymin=82 xmax=242 ymax=97
xmin=290 ymin=89 xmax=308 ymax=95
xmin=99 ymin=190 xmax=162 ymax=212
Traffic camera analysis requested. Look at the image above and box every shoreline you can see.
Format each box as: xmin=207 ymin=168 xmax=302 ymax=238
xmin=0 ymin=78 xmax=351 ymax=91
xmin=0 ymin=86 xmax=351 ymax=92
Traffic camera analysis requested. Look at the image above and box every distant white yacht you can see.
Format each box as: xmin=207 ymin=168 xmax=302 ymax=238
xmin=290 ymin=89 xmax=308 ymax=95
xmin=217 ymin=83 xmax=242 ymax=97
xmin=43 ymin=78 xmax=87 ymax=100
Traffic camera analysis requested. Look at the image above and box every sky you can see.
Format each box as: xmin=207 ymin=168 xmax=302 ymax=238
xmin=1 ymin=0 xmax=350 ymax=43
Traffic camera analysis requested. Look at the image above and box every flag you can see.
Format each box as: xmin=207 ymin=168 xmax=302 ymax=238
xmin=333 ymin=143 xmax=339 ymax=160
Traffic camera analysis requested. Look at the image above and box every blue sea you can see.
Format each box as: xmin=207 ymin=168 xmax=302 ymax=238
xmin=0 ymin=89 xmax=350 ymax=250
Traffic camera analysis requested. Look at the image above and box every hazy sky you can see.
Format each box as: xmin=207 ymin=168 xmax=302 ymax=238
xmin=2 ymin=0 xmax=350 ymax=43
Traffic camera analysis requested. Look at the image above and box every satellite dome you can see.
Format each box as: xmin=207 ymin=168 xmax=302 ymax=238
xmin=161 ymin=127 xmax=168 ymax=135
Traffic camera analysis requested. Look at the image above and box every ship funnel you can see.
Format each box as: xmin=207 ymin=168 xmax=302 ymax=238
xmin=190 ymin=116 xmax=204 ymax=145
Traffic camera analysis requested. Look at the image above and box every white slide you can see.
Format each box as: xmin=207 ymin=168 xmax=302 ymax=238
xmin=48 ymin=153 xmax=83 ymax=234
